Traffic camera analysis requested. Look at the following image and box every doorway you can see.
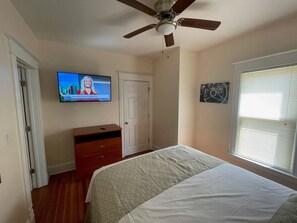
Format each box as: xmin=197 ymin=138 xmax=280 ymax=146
xmin=119 ymin=73 xmax=153 ymax=157
xmin=6 ymin=35 xmax=48 ymax=222
xmin=18 ymin=62 xmax=38 ymax=189
xmin=7 ymin=36 xmax=48 ymax=192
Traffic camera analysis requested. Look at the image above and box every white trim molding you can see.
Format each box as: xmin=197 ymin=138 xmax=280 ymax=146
xmin=6 ymin=35 xmax=49 ymax=188
xmin=26 ymin=204 xmax=35 ymax=223
xmin=5 ymin=35 xmax=49 ymax=223
xmin=152 ymin=144 xmax=162 ymax=151
xmin=118 ymin=72 xmax=153 ymax=157
xmin=231 ymin=48 xmax=297 ymax=177
xmin=47 ymin=161 xmax=76 ymax=176
xmin=6 ymin=35 xmax=48 ymax=187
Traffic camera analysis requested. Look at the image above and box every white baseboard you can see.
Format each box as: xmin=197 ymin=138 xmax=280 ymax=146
xmin=47 ymin=161 xmax=75 ymax=176
xmin=26 ymin=204 xmax=35 ymax=223
xmin=152 ymin=144 xmax=162 ymax=150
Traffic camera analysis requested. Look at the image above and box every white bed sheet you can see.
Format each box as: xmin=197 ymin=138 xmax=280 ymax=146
xmin=118 ymin=163 xmax=295 ymax=223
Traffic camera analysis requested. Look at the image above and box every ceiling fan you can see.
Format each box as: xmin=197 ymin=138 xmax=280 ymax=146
xmin=117 ymin=0 xmax=221 ymax=47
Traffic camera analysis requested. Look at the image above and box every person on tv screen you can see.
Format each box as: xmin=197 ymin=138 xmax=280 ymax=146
xmin=77 ymin=76 xmax=97 ymax=95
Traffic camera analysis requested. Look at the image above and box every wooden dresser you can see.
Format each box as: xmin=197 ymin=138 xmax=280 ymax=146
xmin=73 ymin=124 xmax=122 ymax=178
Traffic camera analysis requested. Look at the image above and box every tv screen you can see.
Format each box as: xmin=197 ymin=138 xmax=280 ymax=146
xmin=57 ymin=71 xmax=111 ymax=102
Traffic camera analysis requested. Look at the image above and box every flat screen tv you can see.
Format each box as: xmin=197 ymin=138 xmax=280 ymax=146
xmin=57 ymin=71 xmax=111 ymax=102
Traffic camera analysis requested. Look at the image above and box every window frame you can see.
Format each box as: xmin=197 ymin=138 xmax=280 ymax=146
xmin=231 ymin=49 xmax=297 ymax=177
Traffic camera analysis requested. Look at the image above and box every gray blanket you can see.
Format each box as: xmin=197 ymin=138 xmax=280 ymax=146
xmin=86 ymin=145 xmax=224 ymax=223
xmin=269 ymin=194 xmax=297 ymax=223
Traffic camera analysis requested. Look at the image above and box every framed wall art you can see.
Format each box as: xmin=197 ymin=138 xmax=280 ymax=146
xmin=200 ymin=82 xmax=230 ymax=104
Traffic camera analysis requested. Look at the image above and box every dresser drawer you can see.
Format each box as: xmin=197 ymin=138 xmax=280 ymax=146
xmin=75 ymin=137 xmax=122 ymax=178
xmin=75 ymin=137 xmax=121 ymax=157
xmin=76 ymin=153 xmax=122 ymax=178
xmin=75 ymin=145 xmax=121 ymax=166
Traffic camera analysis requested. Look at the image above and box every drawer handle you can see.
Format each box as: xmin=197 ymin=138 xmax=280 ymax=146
xmin=99 ymin=145 xmax=104 ymax=148
xmin=97 ymin=155 xmax=105 ymax=159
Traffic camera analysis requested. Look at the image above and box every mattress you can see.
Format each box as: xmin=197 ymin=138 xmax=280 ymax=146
xmin=85 ymin=145 xmax=296 ymax=223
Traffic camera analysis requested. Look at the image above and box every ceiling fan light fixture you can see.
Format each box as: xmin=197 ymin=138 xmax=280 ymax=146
xmin=156 ymin=21 xmax=176 ymax=35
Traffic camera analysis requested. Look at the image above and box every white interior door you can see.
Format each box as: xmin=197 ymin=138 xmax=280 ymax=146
xmin=18 ymin=65 xmax=38 ymax=189
xmin=123 ymin=80 xmax=149 ymax=156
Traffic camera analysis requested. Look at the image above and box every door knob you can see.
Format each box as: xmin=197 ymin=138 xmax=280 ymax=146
xmin=125 ymin=122 xmax=128 ymax=125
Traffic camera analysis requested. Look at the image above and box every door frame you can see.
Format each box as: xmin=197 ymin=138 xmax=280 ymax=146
xmin=18 ymin=64 xmax=39 ymax=189
xmin=6 ymin=36 xmax=48 ymax=193
xmin=118 ymin=72 xmax=153 ymax=157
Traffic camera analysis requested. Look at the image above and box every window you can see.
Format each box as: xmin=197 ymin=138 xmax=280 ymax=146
xmin=231 ymin=50 xmax=297 ymax=177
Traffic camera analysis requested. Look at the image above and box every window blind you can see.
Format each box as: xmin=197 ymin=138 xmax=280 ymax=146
xmin=235 ymin=65 xmax=297 ymax=172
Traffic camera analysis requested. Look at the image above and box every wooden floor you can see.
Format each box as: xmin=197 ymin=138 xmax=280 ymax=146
xmin=32 ymin=150 xmax=153 ymax=223
xmin=32 ymin=171 xmax=90 ymax=223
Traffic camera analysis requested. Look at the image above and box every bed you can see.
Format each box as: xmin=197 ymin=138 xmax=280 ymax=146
xmin=85 ymin=145 xmax=297 ymax=223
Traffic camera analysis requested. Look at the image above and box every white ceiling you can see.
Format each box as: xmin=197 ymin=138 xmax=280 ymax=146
xmin=11 ymin=0 xmax=297 ymax=56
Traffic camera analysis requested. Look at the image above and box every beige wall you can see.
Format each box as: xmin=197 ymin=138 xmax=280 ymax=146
xmin=194 ymin=13 xmax=297 ymax=189
xmin=0 ymin=0 xmax=39 ymax=222
xmin=153 ymin=48 xmax=180 ymax=148
xmin=38 ymin=39 xmax=153 ymax=174
xmin=152 ymin=47 xmax=198 ymax=148
xmin=178 ymin=48 xmax=198 ymax=146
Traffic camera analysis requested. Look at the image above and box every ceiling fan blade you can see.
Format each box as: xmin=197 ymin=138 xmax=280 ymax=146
xmin=124 ymin=24 xmax=156 ymax=38
xmin=117 ymin=0 xmax=157 ymax=16
xmin=171 ymin=0 xmax=196 ymax=14
xmin=178 ymin=18 xmax=221 ymax=30
xmin=164 ymin=33 xmax=174 ymax=47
